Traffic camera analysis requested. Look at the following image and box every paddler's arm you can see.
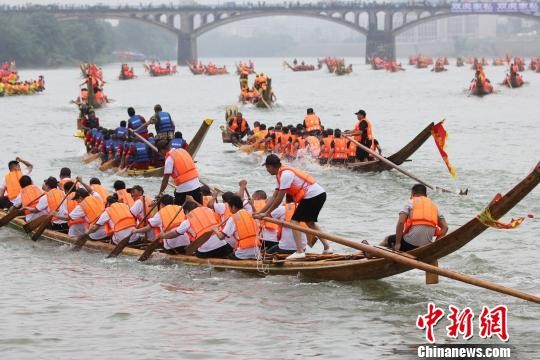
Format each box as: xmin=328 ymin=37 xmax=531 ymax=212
xmin=394 ymin=213 xmax=407 ymax=251
xmin=437 ymin=217 xmax=449 ymax=239
xmin=132 ymin=225 xmax=151 ymax=234
xmin=81 ymin=223 xmax=100 ymax=238
xmin=254 ymin=189 xmax=285 ymax=218
xmin=76 ymin=177 xmax=93 ymax=195
xmin=158 ymin=173 xmax=171 ymax=197
xmin=237 ymin=179 xmax=247 ymax=200
xmin=16 ymin=157 xmax=33 ymax=174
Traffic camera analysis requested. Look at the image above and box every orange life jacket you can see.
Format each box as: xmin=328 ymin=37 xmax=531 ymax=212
xmin=230 ymin=118 xmax=247 ymax=133
xmin=276 ymin=165 xmax=316 ymax=203
xmin=304 ymin=114 xmax=322 ymax=132
xmin=403 ymin=196 xmax=439 ymax=235
xmin=186 ymin=207 xmax=218 ymax=241
xmin=347 ymin=140 xmax=357 ymax=158
xmin=305 ymin=136 xmax=321 ymax=157
xmin=231 ymin=209 xmax=259 ymax=249
xmin=91 ymin=184 xmax=110 ymax=205
xmin=79 ymin=196 xmax=105 ymax=225
xmin=67 ymin=193 xmax=84 ymax=226
xmin=59 ymin=178 xmax=77 ymax=191
xmin=320 ymin=137 xmax=333 ymax=159
xmin=4 ymin=170 xmax=22 ymax=200
xmin=116 ymin=189 xmax=134 ymax=208
xmin=215 ymin=202 xmax=232 ymax=224
xmin=158 ymin=205 xmax=185 ymax=232
xmin=105 ymin=203 xmax=136 ymax=234
xmin=168 ymin=148 xmax=199 ymax=185
xmin=332 ymin=138 xmax=348 ymax=160
xmin=21 ymin=185 xmax=43 ymax=214
xmin=285 ymin=134 xmax=297 ymax=156
xmin=46 ymin=188 xmax=65 ymax=221
xmin=278 ymin=133 xmax=290 ymax=153
xmin=132 ymin=194 xmax=152 ymax=221
xmin=253 ymin=199 xmax=279 ymax=232
xmin=354 ymin=118 xmax=373 ymax=142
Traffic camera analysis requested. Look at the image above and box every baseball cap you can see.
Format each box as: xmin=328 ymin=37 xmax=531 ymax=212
xmin=262 ymin=154 xmax=281 ymax=166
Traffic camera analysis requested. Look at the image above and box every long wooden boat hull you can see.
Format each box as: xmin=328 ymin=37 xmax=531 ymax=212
xmin=2 ymin=163 xmax=538 ymax=281
xmin=348 ymin=122 xmax=434 ymax=172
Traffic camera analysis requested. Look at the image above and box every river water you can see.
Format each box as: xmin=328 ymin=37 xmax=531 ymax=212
xmin=0 ymin=58 xmax=538 ymax=359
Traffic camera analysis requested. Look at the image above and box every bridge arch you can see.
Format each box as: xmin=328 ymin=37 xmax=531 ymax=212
xmin=192 ymin=11 xmax=369 ymax=38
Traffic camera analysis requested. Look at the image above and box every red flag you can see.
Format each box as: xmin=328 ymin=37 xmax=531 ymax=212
xmin=476 ymin=194 xmax=532 ymax=229
xmin=431 ymin=120 xmax=456 ymax=178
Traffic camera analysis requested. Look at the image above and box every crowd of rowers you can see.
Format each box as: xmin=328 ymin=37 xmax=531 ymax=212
xmin=0 ymin=149 xmax=448 ymax=261
xmin=79 ymin=104 xmax=188 ymax=171
xmin=0 ymin=62 xmax=45 ymax=96
xmin=227 ymin=108 xmax=382 ymax=164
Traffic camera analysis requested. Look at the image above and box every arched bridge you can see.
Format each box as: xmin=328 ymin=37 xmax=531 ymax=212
xmin=5 ymin=2 xmax=540 ymax=64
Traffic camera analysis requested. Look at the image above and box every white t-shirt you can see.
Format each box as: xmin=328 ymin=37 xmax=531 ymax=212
xmin=213 ymin=202 xmax=230 ymax=222
xmin=221 ymin=216 xmax=259 ymax=259
xmin=148 ymin=213 xmax=189 ymax=249
xmin=95 ymin=211 xmax=136 ymax=244
xmin=164 ymin=156 xmax=201 ymax=193
xmin=271 ymin=205 xmax=307 ymax=251
xmin=36 ymin=195 xmax=67 ymax=224
xmin=12 ymin=192 xmax=46 ymax=222
xmin=175 ymin=219 xmax=227 ymax=253
xmin=277 ymin=169 xmax=324 ymax=200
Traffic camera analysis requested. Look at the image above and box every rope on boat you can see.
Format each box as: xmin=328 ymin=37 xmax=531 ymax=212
xmin=256 ymin=246 xmax=269 ymax=275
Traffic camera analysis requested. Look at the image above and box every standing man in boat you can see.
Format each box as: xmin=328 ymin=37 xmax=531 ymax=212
xmin=303 ymin=108 xmax=322 ymax=136
xmin=139 ymin=104 xmax=175 ymax=142
xmin=228 ymin=112 xmax=250 ymax=143
xmin=0 ymin=157 xmax=33 ymax=209
xmin=347 ymin=110 xmax=374 ymax=162
xmin=158 ymin=144 xmax=202 ymax=206
xmin=253 ymin=154 xmax=333 ymax=260
xmin=380 ymin=184 xmax=448 ymax=252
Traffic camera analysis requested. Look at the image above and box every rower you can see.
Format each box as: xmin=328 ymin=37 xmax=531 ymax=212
xmin=254 ymin=154 xmax=333 ymax=260
xmin=82 ymin=194 xmax=138 ymax=244
xmin=213 ymin=195 xmax=260 ymax=260
xmin=133 ymin=195 xmax=187 ymax=254
xmin=127 ymin=141 xmax=151 ymax=170
xmin=252 ymin=190 xmax=279 ymax=250
xmin=59 ymin=168 xmax=74 ymax=190
xmin=303 ymin=108 xmax=322 ymax=136
xmin=228 ymin=112 xmax=250 ymax=143
xmin=53 ymin=188 xmax=104 ymax=238
xmin=140 ymin=104 xmax=175 ymax=142
xmin=127 ymin=107 xmax=148 ymax=139
xmin=161 ymin=200 xmax=233 ymax=258
xmin=89 ymin=178 xmax=110 ymax=205
xmin=158 ymin=145 xmax=202 ymax=206
xmin=128 ymin=185 xmax=152 ymax=223
xmin=0 ymin=157 xmax=33 ymax=209
xmin=170 ymin=131 xmax=188 ymax=150
xmin=116 ymin=120 xmax=128 ymax=139
xmin=266 ymin=194 xmax=307 ymax=255
xmin=349 ymin=109 xmax=375 ymax=162
xmin=381 ymin=184 xmax=448 ymax=252
xmin=82 ymin=110 xmax=100 ymax=133
xmin=34 ymin=177 xmax=68 ymax=232
xmin=326 ymin=129 xmax=348 ymax=165
xmin=113 ymin=180 xmax=135 ymax=207
xmin=10 ymin=175 xmax=44 ymax=222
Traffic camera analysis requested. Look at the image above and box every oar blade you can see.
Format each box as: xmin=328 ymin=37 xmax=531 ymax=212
xmin=22 ymin=214 xmax=49 ymax=233
xmin=106 ymin=236 xmax=131 ymax=258
xmin=31 ymin=215 xmax=53 ymax=241
xmin=0 ymin=209 xmax=24 ymax=227
xmin=72 ymin=235 xmax=89 ymax=251
xmin=138 ymin=239 xmax=161 ymax=262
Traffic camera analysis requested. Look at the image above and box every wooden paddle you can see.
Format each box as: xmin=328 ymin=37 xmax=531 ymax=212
xmin=261 ymin=217 xmax=540 ymax=304
xmin=106 ymin=199 xmax=161 ymax=258
xmin=31 ymin=181 xmax=79 ymax=241
xmin=83 ymin=153 xmax=100 ymax=164
xmin=99 ymin=158 xmax=117 ymax=171
xmin=130 ymin=129 xmax=159 ymax=153
xmin=138 ymin=206 xmax=184 ymax=262
xmin=344 ymin=136 xmax=467 ymax=196
xmin=184 ymin=231 xmax=214 ymax=256
xmin=0 ymin=193 xmax=46 ymax=228
xmin=22 ymin=214 xmax=49 ymax=233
